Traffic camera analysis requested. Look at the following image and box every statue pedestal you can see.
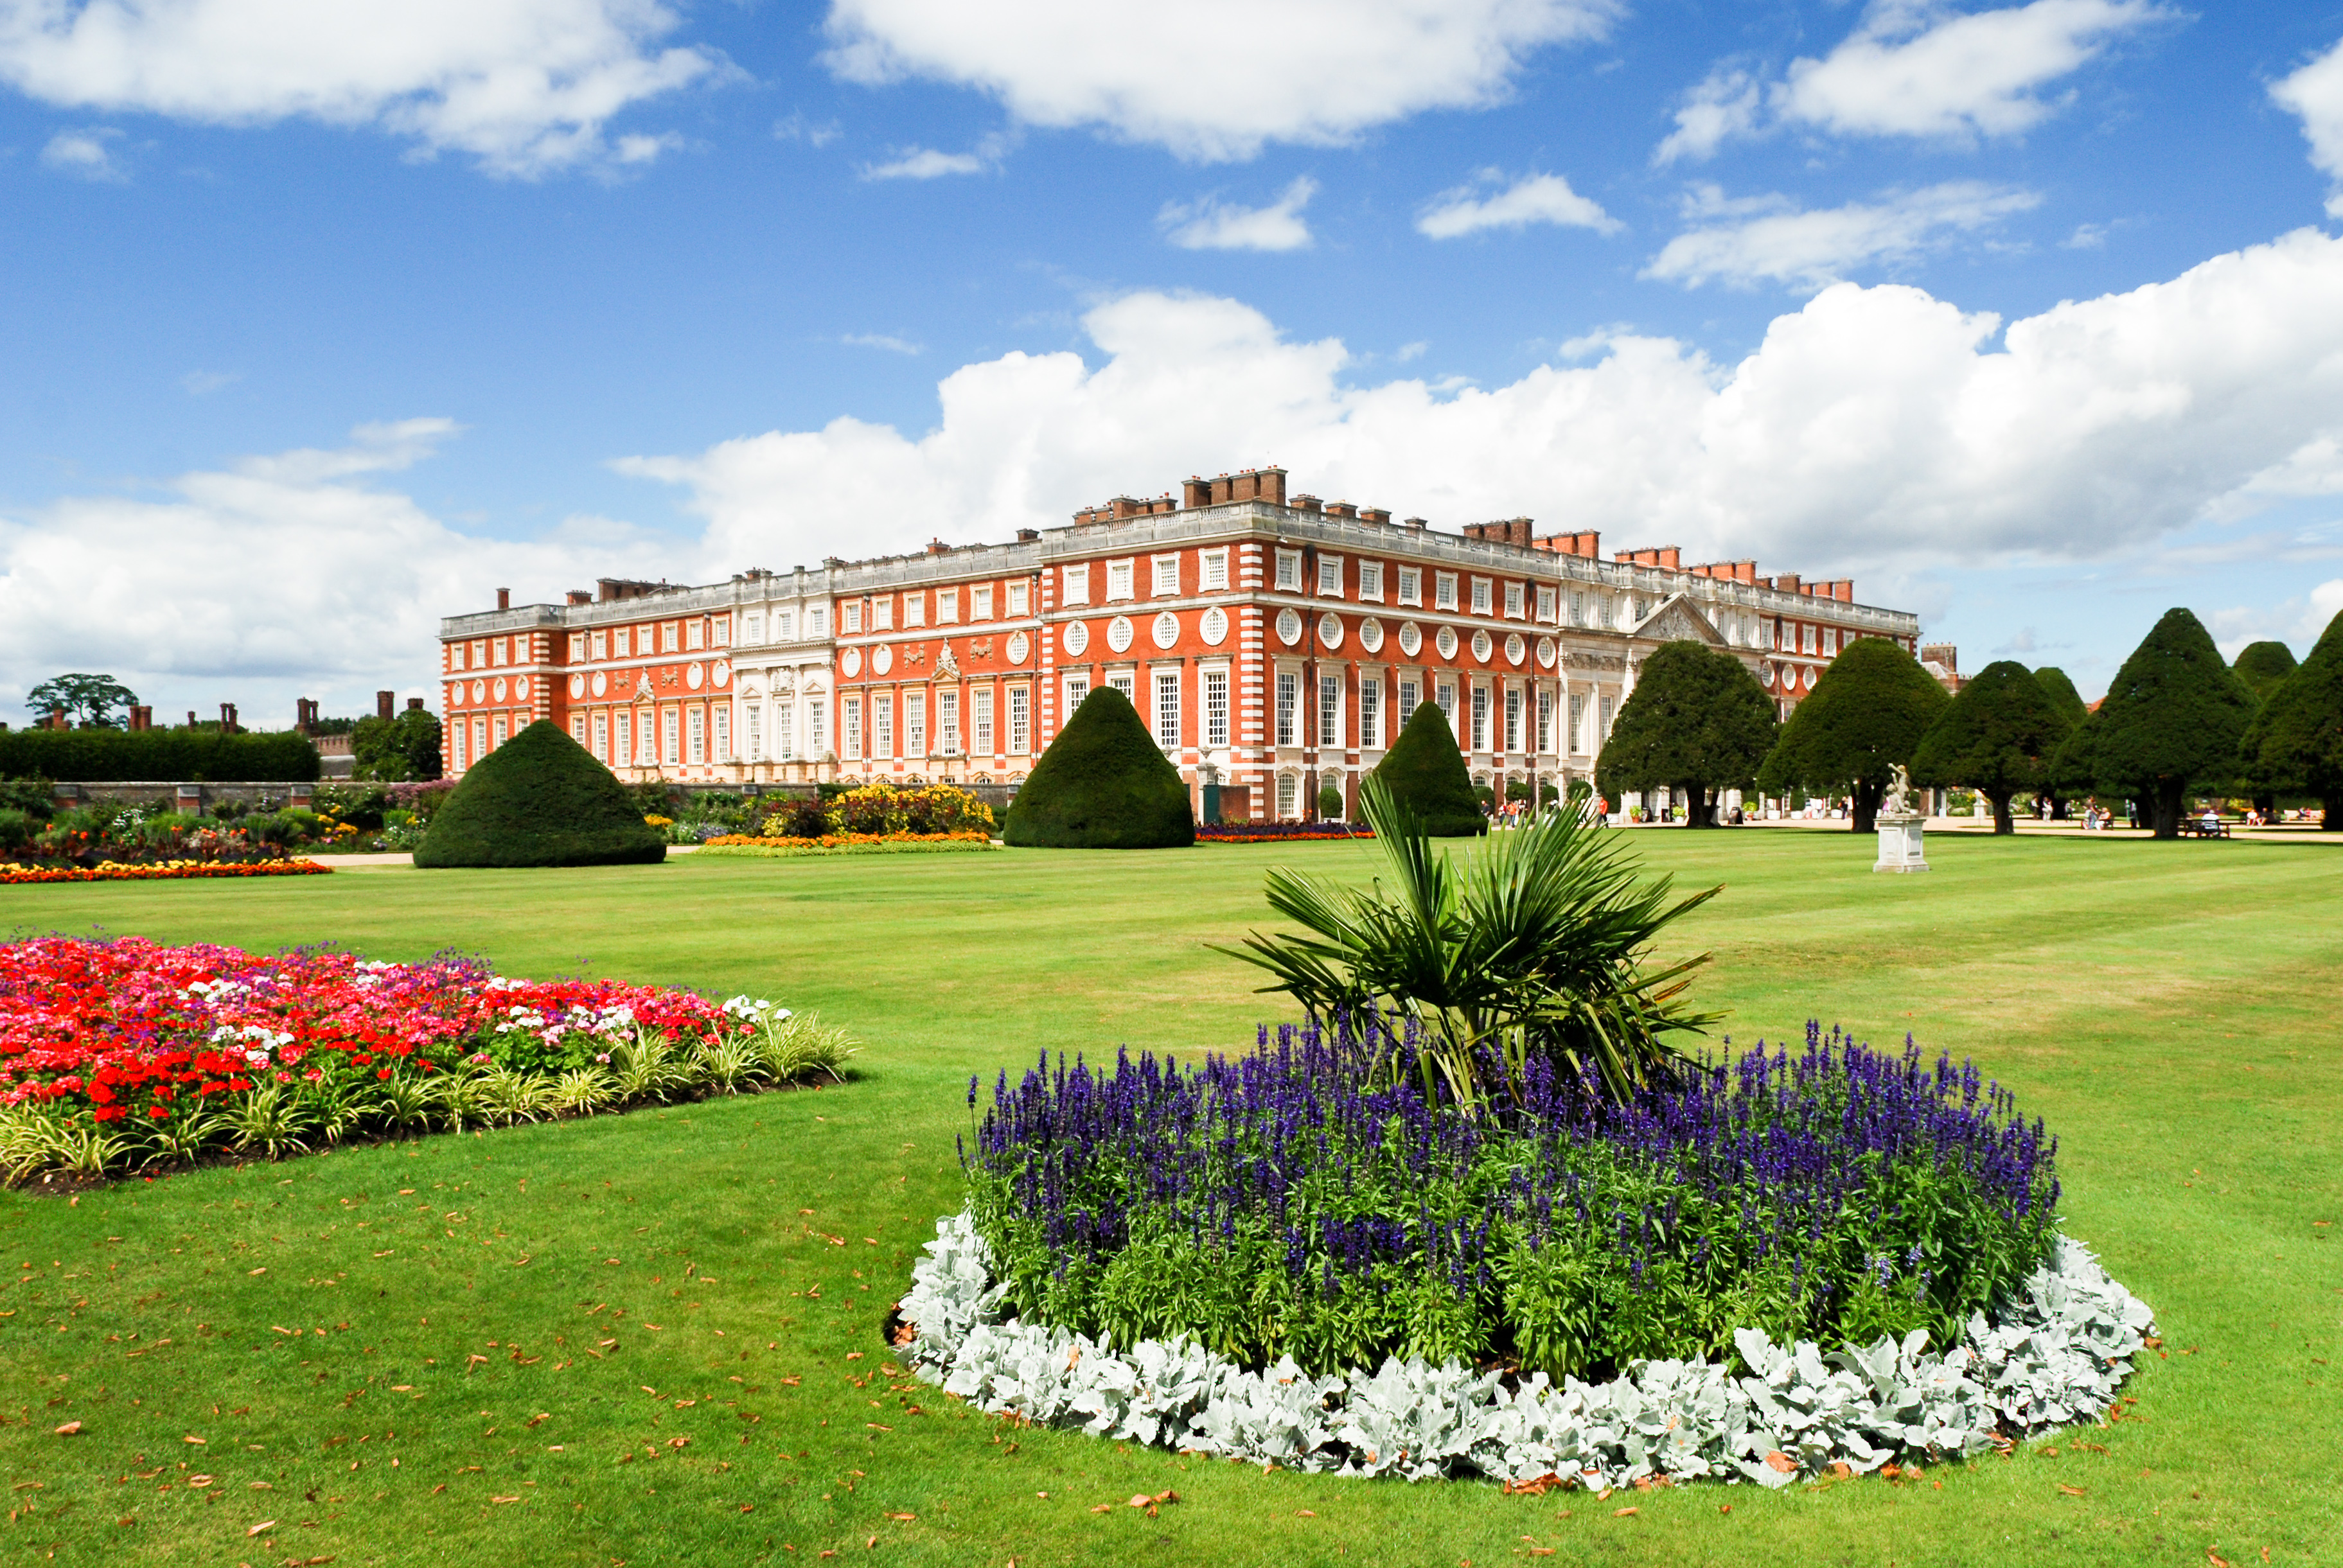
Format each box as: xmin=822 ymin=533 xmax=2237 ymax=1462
xmin=1874 ymin=812 xmax=1929 ymax=873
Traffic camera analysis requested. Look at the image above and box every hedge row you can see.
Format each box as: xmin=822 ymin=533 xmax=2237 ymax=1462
xmin=0 ymin=730 xmax=321 ymax=783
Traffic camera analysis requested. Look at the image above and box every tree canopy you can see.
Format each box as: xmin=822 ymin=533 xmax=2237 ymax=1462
xmin=1595 ymin=640 xmax=1776 ymax=827
xmin=2072 ymin=608 xmax=2255 ymax=838
xmin=1910 ymin=661 xmax=2071 ymax=833
xmin=2032 ymin=667 xmax=2089 ymax=727
xmin=1003 ymin=685 xmax=1196 ymax=849
xmin=2241 ymin=608 xmax=2343 ymax=829
xmin=1755 ymin=637 xmax=1949 ymax=832
xmin=1369 ymin=701 xmax=1485 ymax=837
xmin=414 ymin=719 xmax=666 ymax=868
xmin=26 ymin=674 xmax=137 ymax=728
xmin=2232 ymin=640 xmax=2300 ymax=702
xmin=353 ymin=707 xmax=445 ymax=781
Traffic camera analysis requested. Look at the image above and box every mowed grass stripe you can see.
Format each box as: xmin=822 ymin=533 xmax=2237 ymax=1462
xmin=0 ymin=831 xmax=2333 ymax=1566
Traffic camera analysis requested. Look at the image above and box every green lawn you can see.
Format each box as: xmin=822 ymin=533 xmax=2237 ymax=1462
xmin=1 ymin=831 xmax=2337 ymax=1567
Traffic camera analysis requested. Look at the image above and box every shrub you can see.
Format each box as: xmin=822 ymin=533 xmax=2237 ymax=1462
xmin=966 ymin=1018 xmax=2061 ymax=1381
xmin=1757 ymin=639 xmax=1949 ymax=833
xmin=1315 ymin=785 xmax=1345 ymax=820
xmin=0 ymin=728 xmax=319 ymax=783
xmin=0 ymin=779 xmax=55 ymax=820
xmin=414 ymin=720 xmax=666 ymax=868
xmin=1372 ymin=702 xmax=1483 ymax=837
xmin=1909 ymin=662 xmax=2072 ymax=834
xmin=1004 ymin=687 xmax=1195 ymax=849
xmin=1595 ymin=640 xmax=1778 ymax=827
xmin=1223 ymin=777 xmax=1718 ymax=1106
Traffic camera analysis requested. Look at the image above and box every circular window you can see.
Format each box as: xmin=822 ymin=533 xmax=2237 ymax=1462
xmin=1200 ymin=606 xmax=1228 ymax=646
xmin=1471 ymin=630 xmax=1493 ymax=662
xmin=590 ymin=671 xmax=608 ymax=698
xmin=711 ymin=660 xmax=730 ymax=689
xmin=1505 ymin=633 xmax=1526 ymax=666
xmin=1318 ymin=613 xmax=1343 ymax=651
xmin=872 ymin=645 xmax=893 ymax=676
xmin=1399 ymin=622 xmax=1422 ymax=656
xmin=1535 ymin=637 xmax=1556 ymax=670
xmin=470 ymin=680 xmax=484 ymax=703
xmin=1153 ymin=611 xmax=1180 ymax=650
xmin=842 ymin=647 xmax=862 ymax=677
xmin=569 ymin=673 xmax=585 ymax=699
xmin=1007 ymin=630 xmax=1030 ymax=665
xmin=1277 ymin=608 xmax=1304 ymax=647
xmin=685 ymin=663 xmax=704 ymax=691
xmin=1435 ymin=626 xmax=1457 ymax=659
xmin=1062 ymin=621 xmax=1090 ymax=657
xmin=491 ymin=677 xmax=508 ymax=703
xmin=1358 ymin=617 xmax=1383 ymax=653
xmin=1107 ymin=615 xmax=1135 ymax=653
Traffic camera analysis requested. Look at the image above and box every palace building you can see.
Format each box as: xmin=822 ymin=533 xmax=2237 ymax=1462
xmin=436 ymin=469 xmax=1920 ymax=819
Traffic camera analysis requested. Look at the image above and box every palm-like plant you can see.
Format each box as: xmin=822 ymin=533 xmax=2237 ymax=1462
xmin=1221 ymin=775 xmax=1721 ymax=1107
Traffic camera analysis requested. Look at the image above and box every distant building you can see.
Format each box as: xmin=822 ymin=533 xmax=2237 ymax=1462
xmin=1920 ymin=642 xmax=1963 ymax=694
xmin=436 ymin=470 xmax=1922 ymax=820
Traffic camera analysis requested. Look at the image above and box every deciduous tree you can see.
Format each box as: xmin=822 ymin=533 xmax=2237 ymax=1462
xmin=24 ymin=673 xmax=137 ymax=729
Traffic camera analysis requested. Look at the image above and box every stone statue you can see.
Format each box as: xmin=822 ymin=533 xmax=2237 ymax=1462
xmin=1881 ymin=763 xmax=1914 ymax=816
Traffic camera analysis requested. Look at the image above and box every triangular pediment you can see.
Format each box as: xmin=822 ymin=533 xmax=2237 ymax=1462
xmin=1632 ymin=593 xmax=1726 ymax=647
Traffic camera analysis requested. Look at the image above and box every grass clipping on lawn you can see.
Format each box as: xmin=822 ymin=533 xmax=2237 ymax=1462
xmin=1005 ymin=685 xmax=1196 ymax=849
xmin=414 ymin=719 xmax=667 ymax=868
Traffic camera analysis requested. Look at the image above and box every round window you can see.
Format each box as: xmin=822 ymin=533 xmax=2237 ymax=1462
xmin=1535 ymin=637 xmax=1556 ymax=670
xmin=1062 ymin=621 xmax=1090 ymax=657
xmin=1007 ymin=631 xmax=1030 ymax=665
xmin=1471 ymin=630 xmax=1493 ymax=662
xmin=1399 ymin=622 xmax=1422 ymax=656
xmin=1153 ymin=611 xmax=1180 ymax=649
xmin=1505 ymin=633 xmax=1525 ymax=666
xmin=1277 ymin=608 xmax=1304 ymax=647
xmin=470 ymin=680 xmax=484 ymax=703
xmin=569 ymin=673 xmax=586 ymax=699
xmin=1200 ymin=607 xmax=1228 ymax=646
xmin=1358 ymin=617 xmax=1383 ymax=653
xmin=842 ymin=648 xmax=862 ymax=677
xmin=872 ymin=645 xmax=893 ymax=676
xmin=1318 ymin=613 xmax=1343 ymax=650
xmin=711 ymin=660 xmax=730 ymax=689
xmin=590 ymin=671 xmax=608 ymax=698
xmin=511 ymin=676 xmax=529 ymax=700
xmin=491 ymin=677 xmax=508 ymax=703
xmin=1435 ymin=626 xmax=1457 ymax=659
xmin=1107 ymin=615 xmax=1135 ymax=653
xmin=685 ymin=663 xmax=704 ymax=691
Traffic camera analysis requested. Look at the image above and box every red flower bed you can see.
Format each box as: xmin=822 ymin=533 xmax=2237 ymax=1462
xmin=0 ymin=859 xmax=332 ymax=885
xmin=0 ymin=937 xmax=748 ymax=1127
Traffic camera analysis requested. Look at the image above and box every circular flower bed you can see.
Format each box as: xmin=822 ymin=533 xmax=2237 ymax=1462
xmin=896 ymin=1018 xmax=2154 ymax=1485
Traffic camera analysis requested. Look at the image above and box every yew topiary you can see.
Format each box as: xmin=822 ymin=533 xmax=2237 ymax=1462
xmin=1910 ymin=662 xmax=2071 ymax=834
xmin=413 ymin=719 xmax=667 ymax=868
xmin=1003 ymin=687 xmax=1195 ymax=849
xmin=1756 ymin=638 xmax=1949 ymax=832
xmin=1596 ymin=640 xmax=1776 ymax=827
xmin=1370 ymin=701 xmax=1485 ymax=837
xmin=2082 ymin=608 xmax=2255 ymax=838
xmin=2242 ymin=608 xmax=2343 ymax=829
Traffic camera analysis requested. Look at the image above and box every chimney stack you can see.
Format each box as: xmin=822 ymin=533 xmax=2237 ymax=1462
xmin=376 ymin=690 xmax=396 ymax=721
xmin=497 ymin=588 xmax=511 ymax=610
xmin=220 ymin=702 xmax=238 ymax=732
xmin=407 ymin=696 xmax=425 ymax=711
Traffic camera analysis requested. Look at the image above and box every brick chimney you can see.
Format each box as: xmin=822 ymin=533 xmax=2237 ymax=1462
xmin=376 ymin=690 xmax=396 ymax=721
xmin=1016 ymin=529 xmax=1040 ymax=542
xmin=407 ymin=697 xmax=425 ymax=710
xmin=128 ymin=705 xmax=152 ymax=732
xmin=567 ymin=590 xmax=591 ymax=605
xmin=497 ymin=588 xmax=511 ymax=610
xmin=220 ymin=702 xmax=238 ymax=732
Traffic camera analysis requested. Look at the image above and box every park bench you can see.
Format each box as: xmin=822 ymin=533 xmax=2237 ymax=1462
xmin=2176 ymin=818 xmax=2231 ymax=838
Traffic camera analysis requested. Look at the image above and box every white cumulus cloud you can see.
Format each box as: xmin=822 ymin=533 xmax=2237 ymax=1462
xmin=1415 ymin=170 xmax=1618 ymax=239
xmin=1657 ymin=0 xmax=2168 ymax=161
xmin=2272 ymin=35 xmax=2343 ymax=218
xmin=0 ymin=0 xmax=721 ymax=177
xmin=1645 ymin=181 xmax=2041 ymax=290
xmin=860 ymin=129 xmax=1011 ymax=179
xmin=1160 ymin=177 xmax=1317 ymax=252
xmin=619 ymin=227 xmax=2343 ymax=587
xmin=0 ymin=419 xmax=669 ymax=725
xmin=819 ymin=0 xmax=1620 ymax=162
xmin=39 ymin=123 xmax=125 ymax=178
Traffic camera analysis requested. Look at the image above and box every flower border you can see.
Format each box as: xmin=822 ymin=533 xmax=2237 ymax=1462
xmin=896 ymin=1212 xmax=2155 ymax=1488
xmin=0 ymin=859 xmax=332 ymax=885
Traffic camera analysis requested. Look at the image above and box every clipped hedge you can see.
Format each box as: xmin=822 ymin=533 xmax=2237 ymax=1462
xmin=0 ymin=728 xmax=319 ymax=783
xmin=414 ymin=719 xmax=666 ymax=868
xmin=1003 ymin=687 xmax=1195 ymax=849
xmin=1370 ymin=701 xmax=1485 ymax=836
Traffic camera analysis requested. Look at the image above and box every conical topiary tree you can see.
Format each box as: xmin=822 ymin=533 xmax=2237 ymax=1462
xmin=414 ymin=719 xmax=667 ymax=868
xmin=1370 ymin=701 xmax=1485 ymax=837
xmin=1755 ymin=637 xmax=1949 ymax=832
xmin=2242 ymin=608 xmax=2343 ymax=830
xmin=1002 ymin=686 xmax=1196 ymax=848
xmin=1596 ymin=640 xmax=1776 ymax=827
xmin=2086 ymin=608 xmax=2256 ymax=838
xmin=1910 ymin=661 xmax=2071 ymax=834
xmin=2233 ymin=640 xmax=2300 ymax=702
xmin=2033 ymin=667 xmax=2089 ymax=727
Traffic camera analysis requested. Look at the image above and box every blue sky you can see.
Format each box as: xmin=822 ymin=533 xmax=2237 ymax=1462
xmin=6 ymin=0 xmax=2343 ymax=725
